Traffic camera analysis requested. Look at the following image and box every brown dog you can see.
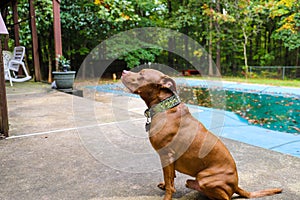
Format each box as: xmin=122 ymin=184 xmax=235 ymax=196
xmin=121 ymin=69 xmax=282 ymax=200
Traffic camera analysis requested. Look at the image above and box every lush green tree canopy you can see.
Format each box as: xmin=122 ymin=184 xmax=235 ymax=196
xmin=3 ymin=0 xmax=299 ymax=79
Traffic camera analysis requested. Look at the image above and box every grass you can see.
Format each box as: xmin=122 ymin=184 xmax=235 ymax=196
xmin=78 ymin=75 xmax=300 ymax=88
xmin=187 ymin=76 xmax=300 ymax=87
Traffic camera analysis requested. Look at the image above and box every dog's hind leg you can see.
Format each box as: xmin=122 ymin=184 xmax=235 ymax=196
xmin=186 ymin=179 xmax=202 ymax=191
xmin=186 ymin=179 xmax=231 ymax=200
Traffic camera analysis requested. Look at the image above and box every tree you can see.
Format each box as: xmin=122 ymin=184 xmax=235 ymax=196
xmin=4 ymin=0 xmax=299 ymax=80
xmin=270 ymin=0 xmax=300 ymax=67
xmin=224 ymin=0 xmax=264 ymax=77
xmin=202 ymin=1 xmax=235 ymax=76
xmin=93 ymin=0 xmax=165 ymax=68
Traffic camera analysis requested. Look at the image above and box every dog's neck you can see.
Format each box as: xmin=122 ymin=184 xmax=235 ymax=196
xmin=136 ymin=83 xmax=175 ymax=108
xmin=139 ymin=85 xmax=181 ymax=119
xmin=151 ymin=91 xmax=173 ymax=107
xmin=145 ymin=93 xmax=181 ymax=118
xmin=144 ymin=89 xmax=174 ymax=108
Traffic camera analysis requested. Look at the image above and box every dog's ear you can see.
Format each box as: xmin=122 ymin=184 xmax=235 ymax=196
xmin=160 ymin=76 xmax=176 ymax=92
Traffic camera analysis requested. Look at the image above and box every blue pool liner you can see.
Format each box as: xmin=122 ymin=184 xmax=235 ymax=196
xmin=191 ymin=106 xmax=300 ymax=158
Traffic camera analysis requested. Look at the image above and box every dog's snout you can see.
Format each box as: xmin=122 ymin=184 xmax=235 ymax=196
xmin=122 ymin=70 xmax=130 ymax=76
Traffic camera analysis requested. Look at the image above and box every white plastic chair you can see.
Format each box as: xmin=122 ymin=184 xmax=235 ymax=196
xmin=4 ymin=46 xmax=32 ymax=86
xmin=3 ymin=50 xmax=12 ymax=82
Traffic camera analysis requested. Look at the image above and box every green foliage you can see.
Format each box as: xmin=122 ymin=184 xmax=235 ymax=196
xmin=60 ymin=0 xmax=104 ymax=57
xmin=268 ymin=0 xmax=300 ymax=50
xmin=5 ymin=0 xmax=300 ymax=80
xmin=56 ymin=55 xmax=71 ymax=71
xmin=92 ymin=0 xmax=164 ymax=68
xmin=105 ymin=33 xmax=162 ymax=68
xmin=272 ymin=29 xmax=300 ymax=50
xmin=253 ymin=50 xmax=275 ymax=66
xmin=124 ymin=48 xmax=161 ymax=68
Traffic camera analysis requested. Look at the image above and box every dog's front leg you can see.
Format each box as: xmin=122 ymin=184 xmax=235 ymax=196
xmin=160 ymin=163 xmax=176 ymax=200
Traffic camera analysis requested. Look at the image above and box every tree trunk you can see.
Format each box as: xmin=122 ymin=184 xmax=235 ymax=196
xmin=167 ymin=0 xmax=174 ymax=68
xmin=208 ymin=12 xmax=213 ymax=76
xmin=296 ymin=47 xmax=300 ymax=78
xmin=249 ymin=32 xmax=253 ymax=65
xmin=215 ymin=0 xmax=221 ymax=76
xmin=168 ymin=37 xmax=174 ymax=68
xmin=184 ymin=26 xmax=190 ymax=70
xmin=242 ymin=27 xmax=248 ymax=78
xmin=47 ymin=46 xmax=52 ymax=83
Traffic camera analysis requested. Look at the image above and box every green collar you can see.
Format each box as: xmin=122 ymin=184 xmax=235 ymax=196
xmin=144 ymin=94 xmax=181 ymax=119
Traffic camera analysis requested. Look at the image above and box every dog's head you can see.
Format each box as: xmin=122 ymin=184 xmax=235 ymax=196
xmin=121 ymin=69 xmax=177 ymax=107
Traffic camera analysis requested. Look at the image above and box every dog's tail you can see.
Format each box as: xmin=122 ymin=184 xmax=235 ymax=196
xmin=235 ymin=186 xmax=282 ymax=198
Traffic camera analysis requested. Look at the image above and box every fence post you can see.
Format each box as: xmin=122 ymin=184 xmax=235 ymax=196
xmin=282 ymin=67 xmax=285 ymax=80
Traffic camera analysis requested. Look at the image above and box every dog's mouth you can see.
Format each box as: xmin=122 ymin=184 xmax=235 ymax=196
xmin=121 ymin=81 xmax=133 ymax=93
xmin=123 ymin=85 xmax=134 ymax=93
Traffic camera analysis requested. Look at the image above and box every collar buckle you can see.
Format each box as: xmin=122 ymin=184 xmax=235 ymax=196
xmin=144 ymin=109 xmax=151 ymax=132
xmin=144 ymin=109 xmax=151 ymax=118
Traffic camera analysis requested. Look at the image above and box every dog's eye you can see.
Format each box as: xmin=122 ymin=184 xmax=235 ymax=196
xmin=138 ymin=72 xmax=144 ymax=80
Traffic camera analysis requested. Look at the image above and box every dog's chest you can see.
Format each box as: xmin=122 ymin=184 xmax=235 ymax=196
xmin=149 ymin=115 xmax=199 ymax=158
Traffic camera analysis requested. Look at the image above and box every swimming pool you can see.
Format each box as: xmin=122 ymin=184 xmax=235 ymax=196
xmin=86 ymin=80 xmax=300 ymax=157
xmin=179 ymin=86 xmax=299 ymax=134
xmin=89 ymin=79 xmax=300 ymax=135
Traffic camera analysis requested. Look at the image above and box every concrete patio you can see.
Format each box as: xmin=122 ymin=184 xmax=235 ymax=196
xmin=0 ymin=81 xmax=299 ymax=200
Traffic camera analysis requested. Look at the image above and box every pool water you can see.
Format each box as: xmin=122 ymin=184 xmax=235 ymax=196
xmin=178 ymin=86 xmax=300 ymax=134
xmin=89 ymin=82 xmax=300 ymax=134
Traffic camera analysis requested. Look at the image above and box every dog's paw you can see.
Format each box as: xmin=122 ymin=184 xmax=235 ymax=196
xmin=157 ymin=182 xmax=166 ymax=191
